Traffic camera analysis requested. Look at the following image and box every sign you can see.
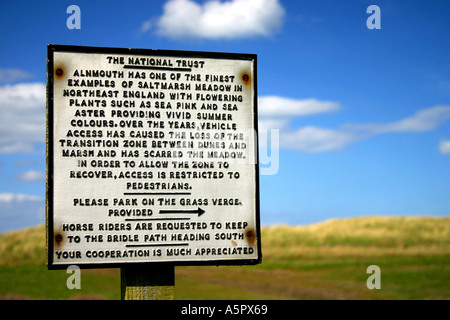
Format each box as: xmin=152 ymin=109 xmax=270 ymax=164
xmin=46 ymin=45 xmax=261 ymax=268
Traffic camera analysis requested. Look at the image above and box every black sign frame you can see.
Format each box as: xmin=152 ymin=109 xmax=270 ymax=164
xmin=46 ymin=44 xmax=261 ymax=269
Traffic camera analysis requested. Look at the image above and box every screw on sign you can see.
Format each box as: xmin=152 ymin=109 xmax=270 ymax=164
xmin=55 ymin=233 xmax=63 ymax=246
xmin=245 ymin=229 xmax=256 ymax=244
xmin=241 ymin=73 xmax=251 ymax=86
xmin=55 ymin=67 xmax=64 ymax=79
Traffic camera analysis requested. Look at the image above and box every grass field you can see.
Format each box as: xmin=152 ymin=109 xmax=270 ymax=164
xmin=0 ymin=216 xmax=449 ymax=300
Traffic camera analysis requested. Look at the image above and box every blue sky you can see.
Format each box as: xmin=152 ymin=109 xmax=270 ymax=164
xmin=0 ymin=0 xmax=449 ymax=232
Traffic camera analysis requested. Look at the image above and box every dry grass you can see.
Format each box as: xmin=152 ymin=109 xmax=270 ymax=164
xmin=262 ymin=216 xmax=450 ymax=247
xmin=259 ymin=216 xmax=450 ymax=267
xmin=0 ymin=225 xmax=46 ymax=265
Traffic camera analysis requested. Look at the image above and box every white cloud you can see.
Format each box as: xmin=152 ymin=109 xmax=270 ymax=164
xmin=0 ymin=193 xmax=44 ymax=232
xmin=439 ymin=140 xmax=450 ymax=154
xmin=258 ymin=95 xmax=351 ymax=152
xmin=258 ymin=95 xmax=341 ymax=132
xmin=279 ymin=126 xmax=358 ymax=153
xmin=140 ymin=19 xmax=152 ymax=33
xmin=0 ymin=193 xmax=42 ymax=204
xmin=0 ymin=82 xmax=46 ymax=153
xmin=0 ymin=193 xmax=14 ymax=203
xmin=258 ymin=118 xmax=289 ymax=131
xmin=152 ymin=0 xmax=285 ymax=39
xmin=0 ymin=68 xmax=34 ymax=84
xmin=345 ymin=105 xmax=450 ymax=134
xmin=259 ymin=96 xmax=340 ymax=118
xmin=15 ymin=170 xmax=45 ymax=181
xmin=258 ymin=99 xmax=450 ymax=153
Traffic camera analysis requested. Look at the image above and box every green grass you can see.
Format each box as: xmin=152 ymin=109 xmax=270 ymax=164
xmin=0 ymin=265 xmax=120 ymax=300
xmin=1 ymin=216 xmax=449 ymax=300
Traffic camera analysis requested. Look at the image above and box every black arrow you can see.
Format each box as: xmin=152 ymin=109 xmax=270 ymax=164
xmin=159 ymin=207 xmax=205 ymax=217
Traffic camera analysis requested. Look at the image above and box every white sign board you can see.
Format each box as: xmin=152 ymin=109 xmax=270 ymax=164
xmin=47 ymin=45 xmax=260 ymax=268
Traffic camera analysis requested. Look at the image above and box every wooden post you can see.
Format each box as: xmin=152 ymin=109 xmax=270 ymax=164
xmin=121 ymin=264 xmax=175 ymax=300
